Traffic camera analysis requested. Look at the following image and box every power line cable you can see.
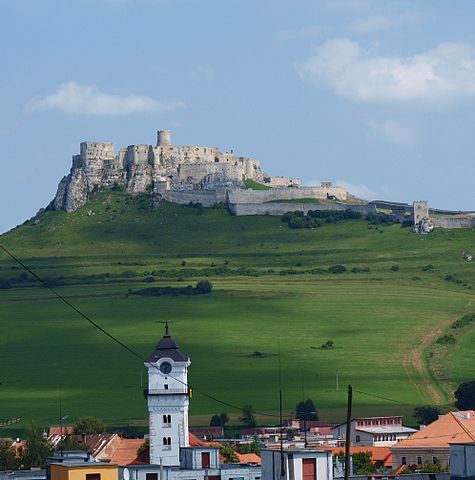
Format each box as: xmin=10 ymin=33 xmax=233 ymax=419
xmin=353 ymin=389 xmax=404 ymax=405
xmin=0 ymin=243 xmax=280 ymax=418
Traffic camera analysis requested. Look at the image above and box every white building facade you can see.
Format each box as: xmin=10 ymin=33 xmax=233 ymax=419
xmin=331 ymin=416 xmax=416 ymax=447
xmin=145 ymin=324 xmax=191 ymax=466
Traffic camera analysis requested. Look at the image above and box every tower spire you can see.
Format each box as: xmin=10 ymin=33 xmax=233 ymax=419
xmin=165 ymin=320 xmax=169 ymax=336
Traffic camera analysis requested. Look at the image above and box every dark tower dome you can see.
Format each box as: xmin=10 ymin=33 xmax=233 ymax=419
xmin=146 ymin=322 xmax=189 ymax=362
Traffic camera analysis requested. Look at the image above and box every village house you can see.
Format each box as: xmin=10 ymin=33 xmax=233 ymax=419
xmin=391 ymin=411 xmax=475 ymax=469
xmin=331 ymin=416 xmax=416 ymax=447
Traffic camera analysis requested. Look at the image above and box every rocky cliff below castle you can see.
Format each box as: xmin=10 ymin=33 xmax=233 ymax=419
xmin=50 ymin=129 xmax=348 ymax=212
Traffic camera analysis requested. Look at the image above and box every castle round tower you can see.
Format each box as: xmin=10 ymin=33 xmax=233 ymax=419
xmin=145 ymin=323 xmax=190 ymax=466
xmin=157 ymin=130 xmax=172 ymax=146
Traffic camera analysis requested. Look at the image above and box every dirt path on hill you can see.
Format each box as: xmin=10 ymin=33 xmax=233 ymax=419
xmin=404 ymin=322 xmax=451 ymax=405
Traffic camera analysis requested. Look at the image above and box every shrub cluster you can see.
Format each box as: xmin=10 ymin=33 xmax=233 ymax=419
xmin=436 ymin=334 xmax=456 ymax=345
xmin=365 ymin=212 xmax=396 ymax=225
xmin=452 ymin=313 xmax=475 ymax=329
xmin=131 ymin=280 xmax=212 ymax=297
xmin=444 ymin=274 xmax=472 ymax=289
xmin=281 ymin=209 xmax=362 ymax=229
xmin=278 ymin=264 xmax=369 ymax=275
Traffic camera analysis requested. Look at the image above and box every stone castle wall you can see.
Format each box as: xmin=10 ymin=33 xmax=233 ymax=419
xmin=228 ymin=184 xmax=347 ymax=203
xmin=229 ymin=202 xmax=375 ymax=216
xmin=160 ymin=189 xmax=228 ymax=207
xmin=431 ymin=216 xmax=475 ymax=229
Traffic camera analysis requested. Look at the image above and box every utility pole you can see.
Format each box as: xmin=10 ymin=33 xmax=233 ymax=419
xmin=344 ymin=385 xmax=353 ymax=480
xmin=278 ymin=340 xmax=285 ymax=480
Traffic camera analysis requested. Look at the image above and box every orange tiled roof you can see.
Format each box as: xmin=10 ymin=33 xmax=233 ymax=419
xmin=329 ymin=446 xmax=392 ymax=465
xmin=236 ymin=453 xmax=261 ymax=465
xmin=392 ymin=411 xmax=475 ymax=449
xmin=49 ymin=426 xmax=74 ymax=436
xmin=109 ymin=439 xmax=146 ymax=466
xmin=189 ymin=432 xmax=210 ymax=447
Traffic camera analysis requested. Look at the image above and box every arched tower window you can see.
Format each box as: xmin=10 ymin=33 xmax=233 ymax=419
xmin=163 ymin=437 xmax=167 ymax=445
xmin=163 ymin=415 xmax=167 ymax=423
xmin=167 ymin=437 xmax=172 ymax=445
xmin=167 ymin=415 xmax=171 ymax=423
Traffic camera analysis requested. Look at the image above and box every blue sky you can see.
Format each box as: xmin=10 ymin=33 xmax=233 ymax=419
xmin=1 ymin=0 xmax=475 ymax=233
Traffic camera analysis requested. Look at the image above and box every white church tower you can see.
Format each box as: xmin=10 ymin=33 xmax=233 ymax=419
xmin=145 ymin=323 xmax=191 ymax=466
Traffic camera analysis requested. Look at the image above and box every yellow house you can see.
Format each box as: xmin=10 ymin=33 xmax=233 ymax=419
xmin=50 ymin=462 xmax=118 ymax=480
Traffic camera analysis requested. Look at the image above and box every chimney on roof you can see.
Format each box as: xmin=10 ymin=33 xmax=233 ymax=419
xmin=419 ymin=425 xmax=426 ymax=430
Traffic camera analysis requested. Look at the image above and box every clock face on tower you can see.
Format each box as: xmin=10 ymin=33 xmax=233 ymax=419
xmin=159 ymin=361 xmax=172 ymax=374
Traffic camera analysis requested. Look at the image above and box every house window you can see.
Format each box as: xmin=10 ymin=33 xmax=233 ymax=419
xmin=164 ymin=384 xmax=168 ymax=390
xmin=86 ymin=475 xmax=101 ymax=480
xmin=146 ymin=474 xmax=158 ymax=480
xmin=433 ymin=457 xmax=439 ymax=464
xmin=417 ymin=457 xmax=422 ymax=465
xmin=355 ymin=435 xmax=360 ymax=443
xmin=401 ymin=457 xmax=407 ymax=465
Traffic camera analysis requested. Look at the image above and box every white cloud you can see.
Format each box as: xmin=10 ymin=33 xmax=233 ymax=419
xmin=27 ymin=82 xmax=185 ymax=116
xmin=350 ymin=11 xmax=422 ymax=34
xmin=188 ymin=65 xmax=215 ymax=80
xmin=365 ymin=120 xmax=416 ymax=146
xmin=296 ymin=38 xmax=475 ymax=103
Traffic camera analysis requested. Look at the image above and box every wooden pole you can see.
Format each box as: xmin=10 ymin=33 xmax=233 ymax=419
xmin=344 ymin=385 xmax=353 ymax=480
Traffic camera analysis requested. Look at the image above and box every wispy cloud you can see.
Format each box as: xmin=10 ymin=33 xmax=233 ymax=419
xmin=321 ymin=0 xmax=372 ymax=12
xmin=350 ymin=11 xmax=423 ymax=34
xmin=365 ymin=120 xmax=416 ymax=146
xmin=335 ymin=180 xmax=385 ymax=200
xmin=296 ymin=38 xmax=475 ymax=103
xmin=188 ymin=65 xmax=215 ymax=80
xmin=27 ymin=82 xmax=185 ymax=116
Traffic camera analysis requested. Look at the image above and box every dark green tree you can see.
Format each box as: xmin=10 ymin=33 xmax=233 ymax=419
xmin=295 ymin=399 xmax=319 ymax=421
xmin=0 ymin=439 xmax=19 ymax=470
xmin=210 ymin=415 xmax=221 ymax=426
xmin=219 ymin=413 xmax=229 ymax=427
xmin=195 ymin=280 xmax=212 ymax=294
xmin=59 ymin=435 xmax=87 ymax=451
xmin=21 ymin=422 xmax=52 ymax=468
xmin=210 ymin=413 xmax=229 ymax=427
xmin=73 ymin=416 xmax=106 ymax=434
xmin=455 ymin=381 xmax=475 ymax=410
xmin=219 ymin=444 xmax=239 ymax=463
xmin=352 ymin=452 xmax=376 ymax=474
xmin=240 ymin=405 xmax=257 ymax=427
xmin=238 ymin=437 xmax=261 ymax=455
xmin=417 ymin=460 xmax=448 ymax=473
xmin=413 ymin=405 xmax=442 ymax=425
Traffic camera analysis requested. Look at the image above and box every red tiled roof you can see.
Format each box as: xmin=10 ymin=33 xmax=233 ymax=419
xmin=109 ymin=439 xmax=147 ymax=466
xmin=392 ymin=411 xmax=475 ymax=449
xmin=189 ymin=432 xmax=209 ymax=447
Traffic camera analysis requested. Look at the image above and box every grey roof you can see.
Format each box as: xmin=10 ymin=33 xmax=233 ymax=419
xmin=355 ymin=426 xmax=416 ymax=434
xmin=146 ymin=323 xmax=189 ymax=363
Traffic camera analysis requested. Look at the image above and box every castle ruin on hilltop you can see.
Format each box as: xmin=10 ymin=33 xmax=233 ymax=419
xmin=51 ymin=130 xmax=348 ymax=212
xmin=49 ymin=130 xmax=475 ymax=229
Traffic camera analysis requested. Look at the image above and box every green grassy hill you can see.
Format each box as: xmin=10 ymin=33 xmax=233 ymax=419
xmin=1 ymin=189 xmax=474 ymax=434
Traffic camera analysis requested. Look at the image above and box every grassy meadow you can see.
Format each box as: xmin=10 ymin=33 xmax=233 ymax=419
xmin=0 ymin=190 xmax=474 ymax=434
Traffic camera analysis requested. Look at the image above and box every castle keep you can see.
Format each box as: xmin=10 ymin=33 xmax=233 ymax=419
xmin=51 ymin=130 xmax=348 ymax=212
